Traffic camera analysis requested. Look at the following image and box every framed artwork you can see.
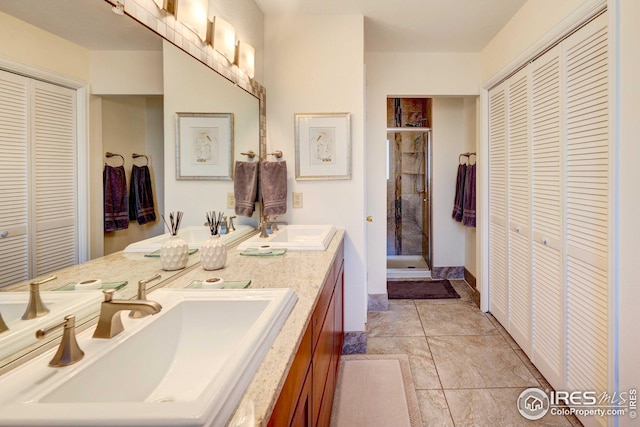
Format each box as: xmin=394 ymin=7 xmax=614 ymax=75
xmin=294 ymin=112 xmax=351 ymax=180
xmin=175 ymin=113 xmax=234 ymax=180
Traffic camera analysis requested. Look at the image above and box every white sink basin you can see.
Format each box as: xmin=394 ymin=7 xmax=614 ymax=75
xmin=0 ymin=287 xmax=297 ymax=427
xmin=123 ymin=224 xmax=255 ymax=253
xmin=0 ymin=291 xmax=103 ymax=361
xmin=237 ymin=224 xmax=336 ymax=251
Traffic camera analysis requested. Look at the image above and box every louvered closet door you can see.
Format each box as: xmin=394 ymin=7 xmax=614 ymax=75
xmin=506 ymin=67 xmax=532 ymax=355
xmin=530 ymin=45 xmax=564 ymax=389
xmin=0 ymin=71 xmax=29 ymax=288
xmin=30 ymin=80 xmax=78 ymax=276
xmin=563 ymin=12 xmax=609 ymax=408
xmin=488 ymin=82 xmax=508 ymax=325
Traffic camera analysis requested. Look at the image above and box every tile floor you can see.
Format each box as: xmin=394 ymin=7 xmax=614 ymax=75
xmin=365 ymin=280 xmax=583 ymax=427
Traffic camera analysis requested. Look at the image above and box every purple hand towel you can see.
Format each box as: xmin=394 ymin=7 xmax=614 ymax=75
xmin=129 ymin=164 xmax=156 ymax=224
xmin=452 ymin=163 xmax=466 ymax=222
xmin=104 ymin=164 xmax=129 ymax=232
xmin=462 ymin=164 xmax=476 ymax=227
xmin=234 ymin=161 xmax=259 ymax=217
xmin=261 ymin=160 xmax=287 ymax=217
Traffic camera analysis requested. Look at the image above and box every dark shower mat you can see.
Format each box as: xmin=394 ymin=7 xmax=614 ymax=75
xmin=387 ymin=280 xmax=460 ymax=299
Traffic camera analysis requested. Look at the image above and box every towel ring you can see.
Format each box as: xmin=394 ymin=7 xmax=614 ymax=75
xmin=105 ymin=152 xmax=125 ymax=166
xmin=132 ymin=153 xmax=149 ymax=166
xmin=469 ymin=153 xmax=476 ymax=165
xmin=458 ymin=153 xmax=467 ymax=165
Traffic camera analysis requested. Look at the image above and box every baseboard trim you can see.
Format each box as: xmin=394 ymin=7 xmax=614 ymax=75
xmin=464 ymin=268 xmax=476 ymax=288
xmin=368 ymin=293 xmax=388 ymax=312
xmin=342 ymin=331 xmax=367 ymax=354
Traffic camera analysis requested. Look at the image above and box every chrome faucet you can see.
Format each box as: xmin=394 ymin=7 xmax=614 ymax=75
xmin=259 ymin=215 xmax=287 ymax=238
xmin=228 ymin=215 xmax=236 ymax=232
xmin=22 ymin=275 xmax=56 ymax=320
xmin=0 ymin=311 xmax=8 ymax=334
xmin=129 ymin=274 xmax=161 ymax=318
xmin=36 ymin=314 xmax=84 ymax=367
xmin=93 ymin=289 xmax=162 ymax=339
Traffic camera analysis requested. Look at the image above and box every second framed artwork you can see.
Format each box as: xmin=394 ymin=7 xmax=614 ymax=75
xmin=175 ymin=112 xmax=234 ymax=180
xmin=294 ymin=112 xmax=351 ymax=180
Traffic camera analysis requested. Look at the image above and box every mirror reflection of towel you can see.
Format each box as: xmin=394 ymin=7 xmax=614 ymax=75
xmin=129 ymin=165 xmax=156 ymax=224
xmin=234 ymin=161 xmax=259 ymax=217
xmin=261 ymin=161 xmax=287 ymax=217
xmin=104 ymin=165 xmax=129 ymax=232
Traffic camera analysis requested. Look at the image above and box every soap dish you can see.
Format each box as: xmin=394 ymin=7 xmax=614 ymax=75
xmin=239 ymin=248 xmax=287 ymax=257
xmin=187 ymin=280 xmax=251 ymax=289
xmin=56 ymin=281 xmax=128 ymax=292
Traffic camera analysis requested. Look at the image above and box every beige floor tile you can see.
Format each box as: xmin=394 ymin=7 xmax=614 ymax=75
xmin=428 ymin=335 xmax=539 ymax=389
xmin=487 ymin=314 xmax=521 ymax=349
xmin=416 ymin=304 xmax=498 ymax=336
xmin=416 ymin=390 xmax=454 ymax=427
xmin=367 ymin=336 xmax=441 ymax=389
xmin=514 ymin=348 xmax=546 ymax=381
xmin=367 ymin=301 xmax=425 ymax=337
xmin=445 ymin=388 xmax=573 ymax=427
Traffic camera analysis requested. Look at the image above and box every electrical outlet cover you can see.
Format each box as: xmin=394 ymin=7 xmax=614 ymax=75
xmin=227 ymin=192 xmax=236 ymax=209
xmin=292 ymin=192 xmax=303 ymax=208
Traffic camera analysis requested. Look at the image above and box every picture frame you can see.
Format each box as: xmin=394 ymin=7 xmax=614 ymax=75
xmin=175 ymin=112 xmax=234 ymax=180
xmin=294 ymin=112 xmax=351 ymax=180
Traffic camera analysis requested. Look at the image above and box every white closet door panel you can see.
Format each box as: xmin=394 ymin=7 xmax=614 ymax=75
xmin=31 ymin=80 xmax=78 ymax=277
xmin=532 ymin=242 xmax=562 ymax=384
xmin=563 ymin=13 xmax=609 ymax=427
xmin=488 ymin=83 xmax=508 ymax=325
xmin=0 ymin=70 xmax=29 ymax=287
xmin=506 ymin=67 xmax=531 ymax=354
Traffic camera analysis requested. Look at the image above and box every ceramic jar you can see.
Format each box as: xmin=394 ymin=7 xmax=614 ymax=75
xmin=201 ymin=234 xmax=227 ymax=271
xmin=159 ymin=235 xmax=189 ymax=271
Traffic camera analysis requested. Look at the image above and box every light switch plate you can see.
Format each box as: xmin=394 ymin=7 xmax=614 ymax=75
xmin=292 ymin=192 xmax=303 ymax=208
xmin=227 ymin=192 xmax=236 ymax=209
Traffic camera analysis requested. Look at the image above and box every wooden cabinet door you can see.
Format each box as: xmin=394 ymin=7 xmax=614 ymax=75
xmin=290 ymin=367 xmax=313 ymax=427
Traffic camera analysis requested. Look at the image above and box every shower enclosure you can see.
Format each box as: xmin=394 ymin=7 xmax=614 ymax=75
xmin=386 ymin=98 xmax=432 ymax=278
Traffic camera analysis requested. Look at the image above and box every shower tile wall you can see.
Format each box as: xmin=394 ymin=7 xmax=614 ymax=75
xmin=386 ymin=98 xmax=430 ymax=256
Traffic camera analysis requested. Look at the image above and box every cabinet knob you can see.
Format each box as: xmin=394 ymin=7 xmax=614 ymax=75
xmin=0 ymin=230 xmax=8 ymax=238
xmin=515 ymin=226 xmax=520 ymax=233
xmin=366 ymin=216 xmax=373 ymax=223
xmin=542 ymin=238 xmax=548 ymax=245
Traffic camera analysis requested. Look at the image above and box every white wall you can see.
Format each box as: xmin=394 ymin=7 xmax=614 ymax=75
xmin=616 ymin=0 xmax=640 ymax=424
xmin=163 ymin=41 xmax=260 ymax=226
xmin=463 ymin=97 xmax=478 ymax=277
xmin=264 ymin=15 xmax=366 ymax=332
xmin=0 ymin=11 xmax=89 ymax=81
xmin=364 ymin=52 xmax=481 ymax=296
xmin=90 ymin=51 xmax=163 ymax=95
xmin=431 ymin=98 xmax=466 ymax=267
xmin=481 ymin=0 xmax=588 ymax=82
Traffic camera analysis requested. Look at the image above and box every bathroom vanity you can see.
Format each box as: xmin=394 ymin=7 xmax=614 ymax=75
xmin=0 ymin=229 xmax=345 ymax=427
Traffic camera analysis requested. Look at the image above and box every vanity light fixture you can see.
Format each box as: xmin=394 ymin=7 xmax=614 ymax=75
xmin=151 ymin=0 xmax=177 ymax=15
xmin=175 ymin=0 xmax=209 ymax=42
xmin=235 ymin=40 xmax=255 ymax=79
xmin=111 ymin=1 xmax=124 ymax=15
xmin=209 ymin=16 xmax=236 ymax=63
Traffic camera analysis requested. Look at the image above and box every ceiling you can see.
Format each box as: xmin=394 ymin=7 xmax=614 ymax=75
xmin=0 ymin=0 xmax=161 ymax=50
xmin=253 ymin=0 xmax=528 ymax=53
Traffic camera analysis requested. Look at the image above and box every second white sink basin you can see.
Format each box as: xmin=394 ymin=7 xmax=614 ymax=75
xmin=0 ymin=287 xmax=297 ymax=427
xmin=237 ymin=224 xmax=336 ymax=251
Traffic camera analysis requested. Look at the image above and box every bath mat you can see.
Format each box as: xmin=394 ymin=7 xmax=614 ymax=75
xmin=387 ymin=280 xmax=460 ymax=299
xmin=330 ymin=354 xmax=421 ymax=427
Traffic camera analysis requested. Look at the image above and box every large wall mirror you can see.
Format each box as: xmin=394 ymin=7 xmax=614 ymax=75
xmin=0 ymin=0 xmax=263 ymax=371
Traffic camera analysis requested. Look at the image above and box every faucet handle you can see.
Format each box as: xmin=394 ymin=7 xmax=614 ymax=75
xmin=36 ymin=314 xmax=84 ymax=367
xmin=22 ymin=275 xmax=56 ymax=320
xmin=130 ymin=274 xmax=161 ymax=318
xmin=229 ymin=216 xmax=236 ymax=231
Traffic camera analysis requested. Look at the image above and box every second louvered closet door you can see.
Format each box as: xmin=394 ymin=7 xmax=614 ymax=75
xmin=506 ymin=67 xmax=531 ymax=355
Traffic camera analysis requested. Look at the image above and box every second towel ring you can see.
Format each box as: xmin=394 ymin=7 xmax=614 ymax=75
xmin=132 ymin=153 xmax=149 ymax=166
xmin=105 ymin=152 xmax=125 ymax=166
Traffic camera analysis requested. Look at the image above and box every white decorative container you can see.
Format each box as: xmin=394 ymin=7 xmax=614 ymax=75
xmin=201 ymin=234 xmax=227 ymax=271
xmin=160 ymin=236 xmax=189 ymax=271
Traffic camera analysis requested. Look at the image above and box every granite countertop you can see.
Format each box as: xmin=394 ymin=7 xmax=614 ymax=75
xmin=0 ymin=229 xmax=346 ymax=426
